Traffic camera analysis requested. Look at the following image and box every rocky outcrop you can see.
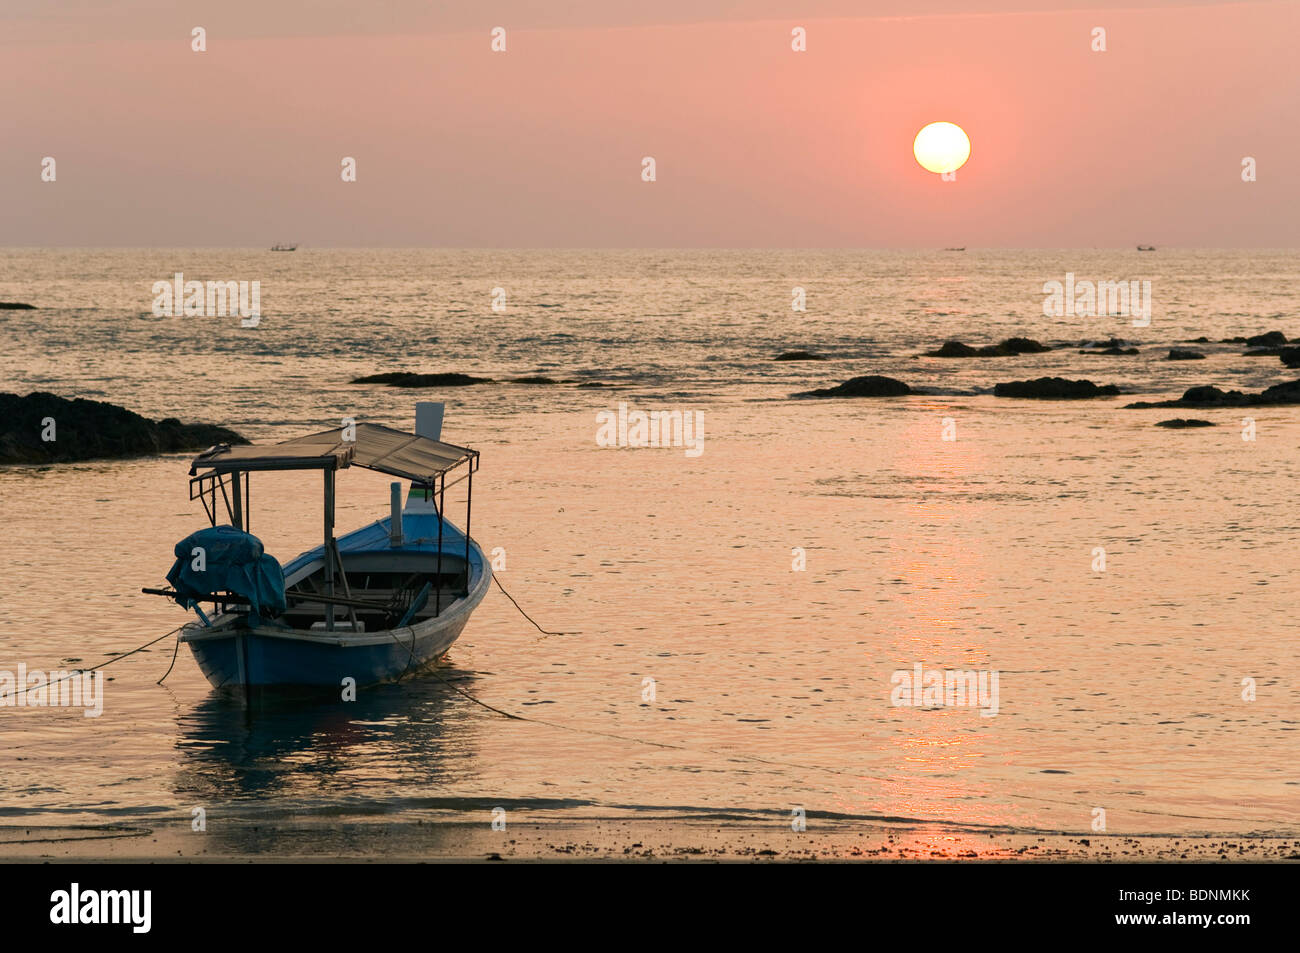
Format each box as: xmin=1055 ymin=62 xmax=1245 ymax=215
xmin=773 ymin=351 xmax=825 ymax=361
xmin=1280 ymin=347 xmax=1300 ymax=368
xmin=0 ymin=302 xmax=36 ymax=310
xmin=1080 ymin=338 xmax=1137 ymax=349
xmin=1000 ymin=337 xmax=1053 ymax=354
xmin=794 ymin=375 xmax=911 ymax=398
xmin=1125 ymin=379 xmax=1300 ymax=408
xmin=1155 ymin=418 xmax=1215 ymax=428
xmin=0 ymin=392 xmax=247 ymax=464
xmin=993 ymin=378 xmax=1120 ymax=399
xmin=923 ymin=338 xmax=1051 ymax=357
xmin=925 ymin=341 xmax=987 ymax=357
xmin=1166 ymin=349 xmax=1206 ymax=360
xmin=351 ymin=372 xmax=492 ymax=387
xmin=1221 ymin=331 xmax=1288 ymax=346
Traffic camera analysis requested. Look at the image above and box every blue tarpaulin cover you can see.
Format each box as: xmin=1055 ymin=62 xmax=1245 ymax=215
xmin=166 ymin=526 xmax=286 ymax=625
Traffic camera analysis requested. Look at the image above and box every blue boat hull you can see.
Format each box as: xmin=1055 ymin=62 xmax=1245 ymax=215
xmin=181 ymin=511 xmax=490 ymax=689
xmin=185 ymin=615 xmax=473 ymax=689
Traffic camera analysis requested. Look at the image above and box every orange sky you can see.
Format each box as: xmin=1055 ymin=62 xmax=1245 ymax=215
xmin=1 ymin=1 xmax=1296 ymax=246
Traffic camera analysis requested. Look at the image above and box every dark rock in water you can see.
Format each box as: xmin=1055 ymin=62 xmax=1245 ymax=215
xmin=351 ymin=372 xmax=491 ymax=387
xmin=1081 ymin=338 xmax=1135 ymax=349
xmin=511 ymin=376 xmax=557 ymax=384
xmin=1220 ymin=336 xmax=1247 ymax=343
xmin=998 ymin=337 xmax=1052 ymax=353
xmin=0 ymin=392 xmax=247 ymax=464
xmin=1080 ymin=346 xmax=1139 ymax=355
xmin=1260 ymin=379 xmax=1300 ymax=403
xmin=576 ymin=381 xmax=612 ymax=388
xmin=1242 ymin=347 xmax=1284 ymax=356
xmin=1156 ymin=418 xmax=1215 ymax=428
xmin=1280 ymin=347 xmax=1300 ymax=368
xmin=1181 ymin=385 xmax=1250 ymax=405
xmin=1166 ymin=349 xmax=1206 ymax=360
xmin=925 ymin=341 xmax=983 ymax=357
xmin=773 ymin=351 xmax=825 ymax=361
xmin=1125 ymin=378 xmax=1300 ymax=408
xmin=794 ymin=375 xmax=911 ymax=398
xmin=1189 ymin=336 xmax=1210 ymax=343
xmin=0 ymin=302 xmax=36 ymax=310
xmin=923 ymin=337 xmax=1050 ymax=357
xmin=352 ymin=372 xmax=421 ymax=384
xmin=993 ymin=377 xmax=1120 ymax=399
xmin=1245 ymin=331 xmax=1288 ymax=347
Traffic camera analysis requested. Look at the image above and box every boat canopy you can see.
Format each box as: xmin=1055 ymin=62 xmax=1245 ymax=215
xmin=166 ymin=406 xmax=479 ymax=635
xmin=190 ymin=422 xmax=476 ymax=485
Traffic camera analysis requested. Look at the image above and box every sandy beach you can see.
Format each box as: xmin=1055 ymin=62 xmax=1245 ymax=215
xmin=4 ymin=814 xmax=1298 ymax=863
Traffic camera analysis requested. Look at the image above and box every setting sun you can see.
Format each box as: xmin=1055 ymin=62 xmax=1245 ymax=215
xmin=913 ymin=121 xmax=971 ymax=175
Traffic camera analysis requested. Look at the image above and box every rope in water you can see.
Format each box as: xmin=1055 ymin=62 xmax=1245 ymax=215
xmin=0 ymin=625 xmax=185 ymax=702
xmin=392 ymin=574 xmax=571 ymax=680
xmin=428 ymin=666 xmax=886 ymax=774
xmin=433 ymin=583 xmax=892 ymax=771
xmin=156 ymin=627 xmax=183 ymax=685
xmin=492 ymin=574 xmax=575 ymax=636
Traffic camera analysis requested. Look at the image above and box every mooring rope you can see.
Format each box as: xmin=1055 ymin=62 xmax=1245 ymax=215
xmin=492 ymin=574 xmax=576 ymax=636
xmin=155 ymin=627 xmax=184 ymax=685
xmin=0 ymin=625 xmax=186 ymax=702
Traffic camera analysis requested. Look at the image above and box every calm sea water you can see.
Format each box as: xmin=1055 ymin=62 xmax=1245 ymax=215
xmin=1 ymin=249 xmax=1297 ymax=851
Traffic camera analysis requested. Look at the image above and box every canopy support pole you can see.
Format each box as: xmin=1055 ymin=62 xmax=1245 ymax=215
xmin=324 ymin=466 xmax=335 ymax=632
xmin=463 ymin=466 xmax=472 ymax=596
xmin=231 ymin=468 xmax=243 ymax=530
xmin=435 ymin=472 xmax=445 ymax=617
xmin=217 ymin=474 xmax=233 ymax=526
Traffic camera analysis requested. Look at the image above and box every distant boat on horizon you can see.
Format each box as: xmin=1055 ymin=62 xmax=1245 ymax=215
xmin=271 ymin=243 xmax=298 ymax=252
xmin=944 ymin=247 xmax=966 ymax=251
xmin=1137 ymin=244 xmax=1156 ymax=251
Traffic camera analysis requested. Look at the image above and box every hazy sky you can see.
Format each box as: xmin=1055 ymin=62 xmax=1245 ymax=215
xmin=2 ymin=0 xmax=1296 ymax=247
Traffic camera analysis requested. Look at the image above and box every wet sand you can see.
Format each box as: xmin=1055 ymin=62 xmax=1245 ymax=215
xmin=3 ymin=816 xmax=1297 ymax=862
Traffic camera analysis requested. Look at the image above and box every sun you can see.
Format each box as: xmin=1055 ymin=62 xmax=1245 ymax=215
xmin=913 ymin=122 xmax=971 ymax=175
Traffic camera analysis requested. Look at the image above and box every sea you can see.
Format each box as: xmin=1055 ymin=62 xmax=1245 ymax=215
xmin=1 ymin=248 xmax=1297 ymax=856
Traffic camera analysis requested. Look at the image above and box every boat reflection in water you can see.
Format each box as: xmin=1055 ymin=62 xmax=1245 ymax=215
xmin=170 ymin=665 xmax=484 ymax=853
